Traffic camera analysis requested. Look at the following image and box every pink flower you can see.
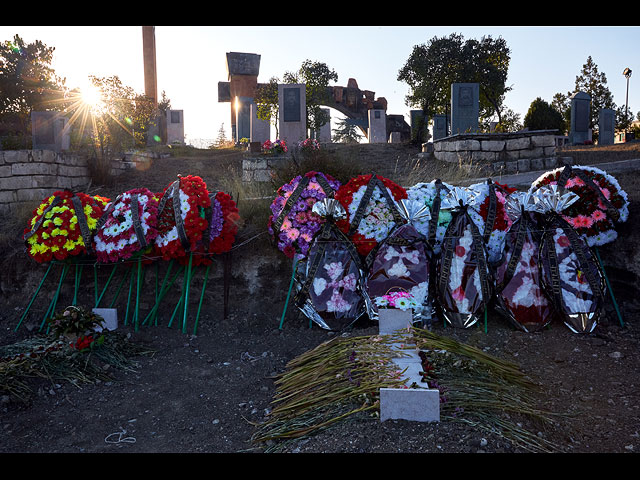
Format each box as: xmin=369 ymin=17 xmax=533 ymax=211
xmin=591 ymin=209 xmax=607 ymax=222
xmin=285 ymin=228 xmax=300 ymax=240
xmin=573 ymin=215 xmax=594 ymax=228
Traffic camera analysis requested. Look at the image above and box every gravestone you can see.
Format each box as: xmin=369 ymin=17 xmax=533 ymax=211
xmin=450 ymin=83 xmax=479 ymax=134
xmin=235 ymin=96 xmax=253 ymax=142
xmin=250 ymin=103 xmax=270 ymax=144
xmin=166 ymin=109 xmax=184 ymax=144
xmin=31 ymin=111 xmax=70 ymax=152
xmin=569 ymin=91 xmax=591 ymax=145
xmin=598 ymin=108 xmax=615 ymax=146
xmin=368 ymin=109 xmax=387 ymax=143
xmin=317 ymin=108 xmax=331 ymax=142
xmin=432 ymin=114 xmax=448 ymax=140
xmin=410 ymin=109 xmax=427 ymax=140
xmin=278 ymin=83 xmax=306 ymax=145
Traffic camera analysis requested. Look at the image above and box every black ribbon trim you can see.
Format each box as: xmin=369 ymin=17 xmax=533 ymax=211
xmin=483 ymin=180 xmax=497 ymax=244
xmin=438 ymin=209 xmax=492 ymax=307
xmin=496 ymin=211 xmax=529 ymax=292
xmin=294 ymin=221 xmax=364 ymax=308
xmin=130 ymin=194 xmax=148 ymax=249
xmin=23 ymin=194 xmax=62 ymax=242
xmin=348 ymin=174 xmax=404 ymax=237
xmin=557 ymin=165 xmax=620 ymax=222
xmin=428 ymin=179 xmax=450 ymax=249
xmin=271 ymin=175 xmax=311 ymax=235
xmin=70 ymin=194 xmax=94 ymax=255
xmin=95 ymin=194 xmax=123 ymax=232
xmin=171 ymin=179 xmax=191 ymax=252
xmin=542 ymin=213 xmax=604 ymax=309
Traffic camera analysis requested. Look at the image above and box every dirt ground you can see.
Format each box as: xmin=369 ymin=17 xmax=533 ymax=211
xmin=1 ymin=143 xmax=640 ymax=455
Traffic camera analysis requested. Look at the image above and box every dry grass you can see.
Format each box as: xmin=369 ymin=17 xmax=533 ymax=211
xmin=558 ymin=141 xmax=640 ymax=165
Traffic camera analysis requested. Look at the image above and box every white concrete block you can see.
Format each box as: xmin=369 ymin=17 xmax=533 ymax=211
xmin=380 ymin=387 xmax=440 ymax=422
xmin=92 ymin=308 xmax=118 ymax=331
xmin=378 ymin=308 xmax=413 ymax=335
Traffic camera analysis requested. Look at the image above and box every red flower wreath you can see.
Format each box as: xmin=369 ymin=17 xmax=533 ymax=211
xmin=334 ymin=174 xmax=407 ymax=257
xmin=153 ymin=175 xmax=211 ymax=262
xmin=189 ymin=191 xmax=241 ymax=266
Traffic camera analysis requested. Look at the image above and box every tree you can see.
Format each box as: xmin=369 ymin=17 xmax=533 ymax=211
xmin=332 ymin=118 xmax=362 ymax=144
xmin=0 ymin=34 xmax=69 ymax=134
xmin=523 ymin=97 xmax=565 ymax=133
xmin=283 ymin=60 xmax=338 ymax=134
xmin=397 ymin=33 xmax=512 ymax=129
xmin=78 ymin=75 xmax=156 ymax=159
xmin=553 ymin=56 xmax=622 ymax=135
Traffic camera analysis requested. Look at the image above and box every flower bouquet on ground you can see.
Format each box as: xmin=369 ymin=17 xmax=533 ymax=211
xmin=47 ymin=306 xmax=105 ymax=350
xmin=406 ymin=179 xmax=454 ymax=255
xmin=153 ymin=175 xmax=211 ymax=263
xmin=366 ymin=199 xmax=433 ymax=326
xmin=435 ymin=187 xmax=493 ymax=329
xmin=268 ymin=171 xmax=341 ymax=260
xmin=467 ymin=179 xmax=514 ymax=265
xmin=334 ymin=173 xmax=407 ymax=259
xmin=535 ymin=185 xmax=605 ymax=333
xmin=294 ymin=199 xmax=368 ymax=331
xmin=190 ymin=191 xmax=240 ymax=266
xmin=24 ymin=190 xmax=110 ymax=263
xmin=530 ymin=165 xmax=630 ymax=247
xmin=93 ymin=188 xmax=160 ymax=264
xmin=262 ymin=139 xmax=288 ymax=155
xmin=494 ymin=192 xmax=554 ymax=332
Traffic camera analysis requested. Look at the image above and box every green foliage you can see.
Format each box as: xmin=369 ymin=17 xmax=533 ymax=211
xmin=523 ymin=97 xmax=565 ymax=133
xmin=0 ymin=34 xmax=69 ymax=137
xmin=332 ymin=118 xmax=363 ymax=144
xmin=397 ymin=33 xmax=512 ymax=128
xmin=78 ymin=75 xmax=157 ymax=159
xmin=47 ymin=306 xmax=105 ymax=339
xmin=255 ymin=76 xmax=281 ymax=137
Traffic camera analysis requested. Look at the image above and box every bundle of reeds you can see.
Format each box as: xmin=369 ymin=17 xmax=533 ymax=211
xmin=252 ymin=327 xmax=566 ymax=453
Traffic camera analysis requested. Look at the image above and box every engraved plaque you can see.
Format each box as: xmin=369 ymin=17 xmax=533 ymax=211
xmin=459 ymin=86 xmax=472 ymax=107
xmin=575 ymin=101 xmax=589 ymax=132
xmin=375 ymin=110 xmax=381 ymax=119
xmin=435 ymin=117 xmax=445 ymax=129
xmin=283 ymin=87 xmax=300 ymax=123
xmin=604 ymin=112 xmax=613 ymax=132
xmin=171 ymin=111 xmax=181 ymax=124
xmin=33 ymin=115 xmax=54 ymax=145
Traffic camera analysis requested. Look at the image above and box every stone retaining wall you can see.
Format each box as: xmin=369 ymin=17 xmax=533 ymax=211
xmin=433 ymin=130 xmax=572 ymax=175
xmin=0 ymin=149 xmax=152 ymax=213
xmin=242 ymin=154 xmax=290 ymax=182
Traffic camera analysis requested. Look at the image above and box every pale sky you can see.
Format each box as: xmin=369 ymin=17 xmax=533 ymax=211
xmin=2 ymin=26 xmax=639 ymax=145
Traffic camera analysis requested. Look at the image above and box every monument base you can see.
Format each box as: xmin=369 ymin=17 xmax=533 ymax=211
xmin=378 ymin=309 xmax=440 ymax=423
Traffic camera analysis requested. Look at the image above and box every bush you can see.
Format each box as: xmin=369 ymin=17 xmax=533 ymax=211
xmin=523 ymin=97 xmax=565 ymax=133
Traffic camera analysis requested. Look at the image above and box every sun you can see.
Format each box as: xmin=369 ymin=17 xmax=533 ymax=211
xmin=80 ymin=83 xmax=106 ymax=114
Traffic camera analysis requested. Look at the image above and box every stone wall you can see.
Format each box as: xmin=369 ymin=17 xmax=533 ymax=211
xmin=0 ymin=149 xmax=150 ymax=213
xmin=242 ymin=154 xmax=290 ymax=182
xmin=433 ymin=130 xmax=571 ymax=175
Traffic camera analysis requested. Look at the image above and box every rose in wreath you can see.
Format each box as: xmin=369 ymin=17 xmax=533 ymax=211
xmin=153 ymin=175 xmax=211 ymax=262
xmin=268 ymin=171 xmax=341 ymax=259
xmin=24 ymin=190 xmax=110 ymax=263
xmin=334 ymin=174 xmax=407 ymax=257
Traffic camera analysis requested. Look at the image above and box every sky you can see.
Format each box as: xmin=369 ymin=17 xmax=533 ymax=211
xmin=2 ymin=25 xmax=639 ymax=146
